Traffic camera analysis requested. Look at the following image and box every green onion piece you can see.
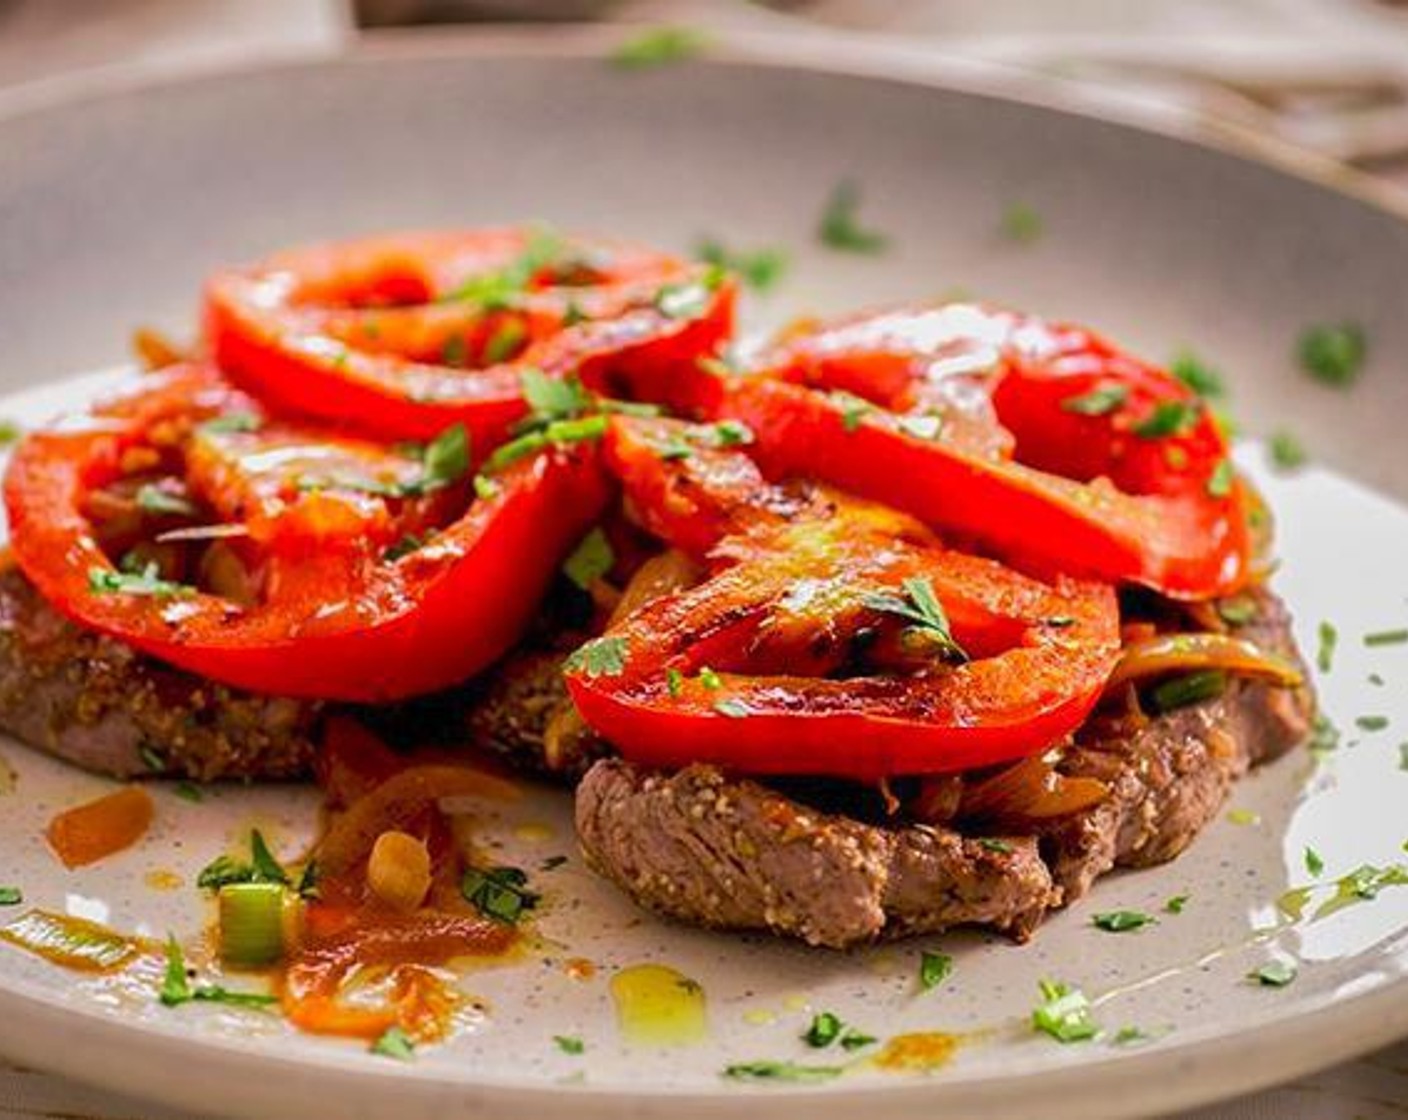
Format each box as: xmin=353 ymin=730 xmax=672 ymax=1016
xmin=1032 ymin=979 xmax=1099 ymax=1043
xmin=803 ymin=1011 xmax=843 ymax=1048
xmin=722 ymin=1061 xmax=845 ymax=1083
xmin=1355 ymin=715 xmax=1389 ymax=733
xmin=1061 ymin=384 xmax=1128 ymax=416
xmin=1132 ymin=400 xmax=1200 ymax=439
xmin=1164 ymin=894 xmax=1189 ymax=914
xmin=817 ymin=180 xmax=888 ymax=254
xmin=1092 ymin=910 xmax=1157 ymax=933
xmin=1148 ymin=670 xmax=1227 ymax=713
xmin=1316 ymin=621 xmax=1338 ymax=673
xmin=554 ymin=1034 xmax=585 ymax=1055
xmin=1169 ymin=351 xmax=1224 ymax=399
xmin=371 ymin=1025 xmax=416 ymax=1060
xmin=0 ymin=887 xmax=21 ymax=906
xmin=918 ymin=949 xmax=953 ymax=991
xmin=1364 ymin=628 xmax=1408 ymax=647
xmin=1249 ymin=960 xmax=1297 ymax=987
xmin=218 ymin=882 xmax=291 ymax=966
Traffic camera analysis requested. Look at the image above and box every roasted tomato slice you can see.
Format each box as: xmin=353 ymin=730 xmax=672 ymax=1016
xmin=3 ymin=365 xmax=610 ymax=702
xmin=205 ymin=228 xmax=734 ymax=444
xmin=564 ymin=417 xmax=1120 ymax=781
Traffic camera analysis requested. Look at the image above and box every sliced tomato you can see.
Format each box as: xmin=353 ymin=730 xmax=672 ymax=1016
xmin=565 ymin=417 xmax=1120 ymax=781
xmin=3 ymin=365 xmax=610 ymax=701
xmin=205 ymin=228 xmax=734 ymax=443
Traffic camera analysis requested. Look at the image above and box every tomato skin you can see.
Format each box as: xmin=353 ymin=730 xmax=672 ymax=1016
xmin=204 ymin=228 xmax=734 ymax=443
xmin=4 ymin=366 xmax=611 ymax=702
xmin=569 ymin=418 xmax=1121 ymax=782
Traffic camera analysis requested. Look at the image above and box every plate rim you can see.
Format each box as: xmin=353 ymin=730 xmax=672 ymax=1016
xmin=0 ymin=25 xmax=1406 ymax=1120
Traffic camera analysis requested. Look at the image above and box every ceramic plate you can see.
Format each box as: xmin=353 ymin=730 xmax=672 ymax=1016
xmin=0 ymin=27 xmax=1406 ymax=1120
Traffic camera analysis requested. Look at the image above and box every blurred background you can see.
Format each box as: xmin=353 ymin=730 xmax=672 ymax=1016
xmin=2 ymin=0 xmax=1407 ymax=193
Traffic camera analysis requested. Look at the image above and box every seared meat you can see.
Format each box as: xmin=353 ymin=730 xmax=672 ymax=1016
xmin=576 ymin=589 xmax=1313 ymax=947
xmin=1043 ymin=590 xmax=1314 ymax=901
xmin=0 ymin=567 xmax=319 ymax=780
xmin=576 ymin=759 xmax=1056 ymax=948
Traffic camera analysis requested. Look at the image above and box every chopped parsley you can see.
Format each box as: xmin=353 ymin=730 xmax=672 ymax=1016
xmin=0 ymin=419 xmax=23 ymax=445
xmin=473 ymin=474 xmax=501 ymax=500
xmin=1164 ymin=894 xmax=1190 ymax=914
xmin=1304 ymin=847 xmax=1325 ymax=877
xmin=198 ymin=412 xmax=261 ymax=435
xmin=710 ymin=419 xmax=755 ymax=448
xmin=977 ymin=838 xmax=1014 ymax=854
xmin=803 ymin=1011 xmax=843 ymax=1048
xmin=88 ymin=563 xmax=193 ymax=599
xmin=521 ymin=369 xmax=590 ymax=424
xmin=1248 ymin=960 xmax=1297 ymax=988
xmin=1217 ymin=595 xmax=1259 ymax=626
xmin=553 ymin=1034 xmax=585 ymax=1055
xmin=410 ymin=424 xmax=470 ymax=494
xmin=443 ymin=227 xmax=563 ymax=309
xmin=481 ymin=414 xmax=608 ymax=474
xmin=697 ymin=666 xmax=723 ymax=690
xmin=1206 ymin=459 xmax=1234 ymax=498
xmin=1316 ymin=621 xmax=1338 ymax=674
xmin=565 ymin=635 xmax=627 ymax=679
xmin=665 ymin=667 xmax=684 ymax=698
xmin=158 ymin=936 xmax=277 ymax=1009
xmin=722 ymin=1061 xmax=845 ymax=1084
xmin=862 ymin=577 xmax=969 ymax=664
xmin=0 ymin=887 xmax=21 ymax=906
xmin=1355 ymin=715 xmax=1389 ymax=733
xmin=1112 ymin=1026 xmax=1153 ymax=1047
xmin=195 ymin=829 xmax=300 ymax=893
xmin=461 ymin=865 xmax=539 ymax=925
xmin=1032 ymin=979 xmax=1099 ymax=1043
xmin=839 ymin=1029 xmax=877 ymax=1051
xmin=713 ymin=698 xmax=751 ymax=719
xmin=654 ymin=268 xmax=724 ymax=320
xmin=1149 ymin=670 xmax=1226 ymax=713
xmin=1132 ymin=400 xmax=1200 ymax=439
xmin=1364 ymin=628 xmax=1408 ymax=647
xmin=695 ymin=239 xmax=789 ymax=293
xmin=817 ymin=180 xmax=888 ymax=254
xmin=174 ymin=781 xmax=204 ymax=803
xmin=483 ymin=319 xmax=527 ymax=365
xmin=610 ymin=26 xmax=710 ymax=70
xmin=563 ymin=527 xmax=615 ymax=590
xmin=1298 ymin=321 xmax=1366 ymax=387
xmin=383 ymin=534 xmax=424 ymax=562
xmin=371 ymin=1026 xmax=416 ymax=1061
xmin=136 ymin=484 xmax=198 ymax=518
xmin=1268 ymin=430 xmax=1307 ymax=471
xmin=441 ymin=334 xmax=467 ymax=367
xmin=918 ymin=949 xmax=954 ymax=991
xmin=1061 ymin=384 xmax=1128 ymax=416
xmin=833 ymin=391 xmax=873 ymax=432
xmin=1169 ymin=351 xmax=1225 ymax=399
xmin=999 ymin=202 xmax=1043 ymax=244
xmin=1091 ymin=910 xmax=1157 ymax=933
xmin=1400 ymin=742 xmax=1408 ymax=771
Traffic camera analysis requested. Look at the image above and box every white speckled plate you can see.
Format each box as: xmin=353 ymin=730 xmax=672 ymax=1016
xmin=0 ymin=26 xmax=1406 ymax=1120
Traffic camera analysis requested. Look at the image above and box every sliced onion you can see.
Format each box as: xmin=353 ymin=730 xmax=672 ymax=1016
xmin=1105 ymin=632 xmax=1303 ymax=694
xmin=958 ymin=754 xmax=1109 ymax=823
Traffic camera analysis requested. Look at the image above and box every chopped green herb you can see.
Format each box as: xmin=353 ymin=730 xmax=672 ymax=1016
xmin=484 ymin=319 xmax=527 ymax=365
xmin=1364 ymin=628 xmax=1408 ymax=647
xmin=88 ymin=564 xmax=193 ymax=599
xmin=1149 ymin=670 xmax=1226 ymax=713
xmin=1299 ymin=322 xmax=1366 ymax=388
xmin=710 ymin=419 xmax=755 ymax=448
xmin=695 ymin=239 xmax=789 ymax=293
xmin=610 ymin=25 xmax=710 ymax=70
xmin=481 ymin=415 xmax=608 ymax=474
xmin=383 ymin=534 xmax=424 ymax=562
xmin=1092 ymin=910 xmax=1157 ymax=933
xmin=1112 ymin=1026 xmax=1152 ymax=1046
xmin=918 ymin=949 xmax=953 ymax=991
xmin=1217 ymin=596 xmax=1259 ymax=626
xmin=654 ymin=438 xmax=693 ymax=462
xmin=443 ymin=228 xmax=563 ymax=309
xmin=697 ymin=666 xmax=723 ymax=690
xmin=713 ymin=698 xmax=751 ymax=719
xmin=296 ymin=861 xmax=320 ymax=902
xmin=563 ymin=527 xmax=615 ymax=590
xmin=1249 ymin=960 xmax=1297 ymax=987
xmin=1369 ymin=672 xmax=1385 ymax=686
xmin=521 ymin=369 xmax=589 ymax=424
xmin=413 ymin=424 xmax=470 ymax=493
xmin=1206 ymin=459 xmax=1234 ymax=499
xmin=654 ymin=269 xmax=724 ymax=320
xmin=565 ymin=635 xmax=627 ymax=679
xmin=722 ymin=1060 xmax=845 ymax=1084
xmin=1061 ymin=384 xmax=1129 ymax=416
xmin=818 ymin=180 xmax=888 ymax=254
xmin=195 ymin=830 xmax=294 ymax=892
xmin=1000 ymin=202 xmax=1043 ymax=245
xmin=473 ymin=474 xmax=501 ymax=501
xmin=0 ymin=887 xmax=21 ymax=906
xmin=199 ymin=412 xmax=261 ymax=435
xmin=250 ymin=830 xmax=291 ymax=885
xmin=139 ymin=743 xmax=166 ymax=772
xmin=1304 ymin=847 xmax=1325 ymax=877
xmin=1316 ymin=621 xmax=1338 ymax=673
xmin=803 ymin=1011 xmax=843 ymax=1048
xmin=1133 ymin=400 xmax=1200 ymax=439
xmin=1355 ymin=715 xmax=1389 ymax=733
xmin=441 ymin=334 xmax=467 ymax=367
xmin=1170 ymin=351 xmax=1225 ymax=399
xmin=862 ymin=577 xmax=969 ymax=664
xmin=1310 ymin=714 xmax=1340 ymax=756
xmin=665 ymin=667 xmax=684 ymax=698
xmin=1400 ymin=742 xmax=1408 ymax=772
xmin=1164 ymin=894 xmax=1189 ymax=914
xmin=0 ymin=420 xmax=24 ymax=445
xmin=1268 ymin=430 xmax=1307 ymax=472
xmin=1032 ymin=979 xmax=1099 ymax=1043
xmin=897 ymin=413 xmax=943 ymax=441
xmin=371 ymin=1026 xmax=416 ymax=1061
xmin=553 ymin=1034 xmax=585 ymax=1055
xmin=173 ymin=782 xmax=204 ymax=804
xmin=460 ymin=865 xmax=539 ymax=925
xmin=978 ymin=838 xmax=1014 ymax=854
xmin=136 ymin=484 xmax=198 ymax=518
xmin=833 ymin=391 xmax=873 ymax=433
xmin=839 ymin=1029 xmax=877 ymax=1051
xmin=158 ymin=936 xmax=277 ymax=1010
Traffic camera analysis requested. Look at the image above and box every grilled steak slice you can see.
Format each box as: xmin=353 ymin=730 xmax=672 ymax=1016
xmin=0 ymin=567 xmax=320 ymax=780
xmin=1042 ymin=590 xmax=1314 ymax=902
xmin=575 ymin=589 xmax=1312 ymax=947
xmin=576 ymin=759 xmax=1056 ymax=948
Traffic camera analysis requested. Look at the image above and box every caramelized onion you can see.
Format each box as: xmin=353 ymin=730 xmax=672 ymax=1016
xmin=608 ymin=549 xmax=701 ymax=624
xmin=958 ymin=754 xmax=1109 ymax=823
xmin=1105 ymin=632 xmax=1303 ymax=694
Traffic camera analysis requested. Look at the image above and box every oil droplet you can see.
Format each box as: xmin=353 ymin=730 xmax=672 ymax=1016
xmin=873 ymin=1031 xmax=960 ymax=1073
xmin=742 ymin=1008 xmax=777 ymax=1026
xmin=144 ymin=869 xmax=183 ymax=892
xmin=781 ymin=993 xmax=810 ymax=1012
xmin=610 ymin=964 xmax=707 ymax=1046
xmin=513 ymin=822 xmax=554 ymax=844
xmin=1226 ymin=808 xmax=1261 ymax=827
xmin=564 ymin=957 xmax=596 ymax=981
